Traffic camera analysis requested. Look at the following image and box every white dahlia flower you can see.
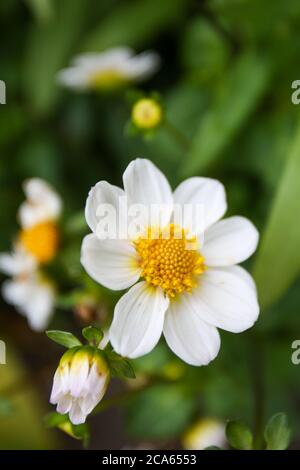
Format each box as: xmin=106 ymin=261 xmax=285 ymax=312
xmin=81 ymin=158 xmax=259 ymax=366
xmin=57 ymin=47 xmax=160 ymax=91
xmin=50 ymin=346 xmax=110 ymax=425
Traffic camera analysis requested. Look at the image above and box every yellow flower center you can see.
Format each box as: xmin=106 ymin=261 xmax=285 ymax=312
xmin=132 ymin=98 xmax=162 ymax=129
xmin=88 ymin=69 xmax=128 ymax=90
xmin=134 ymin=224 xmax=206 ymax=298
xmin=19 ymin=221 xmax=59 ymax=264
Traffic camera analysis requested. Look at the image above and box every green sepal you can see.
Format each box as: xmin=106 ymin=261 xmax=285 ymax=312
xmin=44 ymin=412 xmax=90 ymax=447
xmin=82 ymin=326 xmax=104 ymax=347
xmin=106 ymin=351 xmax=136 ymax=379
xmin=46 ymin=330 xmax=82 ymax=348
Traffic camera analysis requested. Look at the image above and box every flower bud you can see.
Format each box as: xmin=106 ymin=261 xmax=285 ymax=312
xmin=182 ymin=418 xmax=225 ymax=450
xmin=131 ymin=98 xmax=162 ymax=130
xmin=50 ymin=346 xmax=110 ymax=425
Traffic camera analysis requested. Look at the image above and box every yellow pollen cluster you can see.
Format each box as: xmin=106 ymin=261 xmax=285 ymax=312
xmin=134 ymin=224 xmax=206 ymax=298
xmin=20 ymin=221 xmax=59 ymax=264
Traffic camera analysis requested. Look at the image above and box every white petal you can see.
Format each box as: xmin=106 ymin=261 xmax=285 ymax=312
xmin=80 ymin=366 xmax=108 ymax=415
xmin=123 ymin=158 xmax=173 ymax=228
xmin=78 ymin=395 xmax=98 ymax=416
xmin=73 ymin=48 xmax=133 ymax=68
xmin=109 ymin=281 xmax=169 ymax=358
xmin=98 ymin=329 xmax=109 ymax=349
xmin=59 ymin=364 xmax=70 ymax=395
xmin=24 ymin=281 xmax=55 ymax=332
xmin=50 ymin=370 xmax=63 ymax=404
xmin=224 ymin=265 xmax=257 ymax=292
xmin=56 ymin=394 xmax=73 ymax=415
xmin=79 ymin=372 xmax=107 ymax=415
xmin=69 ymin=352 xmax=90 ymax=398
xmin=203 ymin=216 xmax=259 ymax=266
xmin=2 ymin=279 xmax=31 ymax=310
xmin=173 ymin=177 xmax=227 ymax=233
xmin=19 ymin=178 xmax=62 ymax=228
xmin=163 ymin=297 xmax=220 ymax=366
xmin=81 ymin=234 xmax=141 ymax=290
xmin=0 ymin=249 xmax=37 ymax=276
xmin=57 ymin=68 xmax=90 ymax=89
xmin=0 ymin=253 xmax=16 ymax=276
xmin=125 ymin=52 xmax=160 ymax=80
xmin=69 ymin=402 xmax=87 ymax=425
xmin=187 ymin=267 xmax=259 ymax=333
xmin=84 ymin=362 xmax=107 ymax=399
xmin=85 ymin=180 xmax=125 ymax=235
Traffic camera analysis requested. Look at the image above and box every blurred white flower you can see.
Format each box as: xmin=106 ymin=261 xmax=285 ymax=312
xmin=57 ymin=47 xmax=160 ymax=91
xmin=0 ymin=246 xmax=55 ymax=331
xmin=50 ymin=346 xmax=110 ymax=425
xmin=18 ymin=178 xmax=62 ymax=229
xmin=182 ymin=418 xmax=226 ymax=450
xmin=81 ymin=158 xmax=259 ymax=366
xmin=17 ymin=178 xmax=62 ymax=264
xmin=0 ymin=178 xmax=61 ymax=330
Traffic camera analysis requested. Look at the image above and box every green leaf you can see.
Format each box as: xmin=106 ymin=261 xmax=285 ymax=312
xmin=82 ymin=326 xmax=104 ymax=347
xmin=210 ymin=0 xmax=300 ymax=43
xmin=253 ymin=117 xmax=300 ymax=309
xmin=264 ymin=413 xmax=291 ymax=450
xmin=126 ymin=384 xmax=195 ymax=439
xmin=83 ymin=0 xmax=188 ymax=51
xmin=22 ymin=0 xmax=89 ymax=115
xmin=226 ymin=420 xmax=253 ymax=450
xmin=46 ymin=330 xmax=82 ymax=348
xmin=107 ymin=352 xmax=136 ymax=379
xmin=44 ymin=411 xmax=67 ymax=428
xmin=25 ymin=0 xmax=54 ymax=23
xmin=181 ymin=17 xmax=230 ymax=80
xmin=181 ymin=50 xmax=272 ymax=176
xmin=45 ymin=412 xmax=89 ymax=447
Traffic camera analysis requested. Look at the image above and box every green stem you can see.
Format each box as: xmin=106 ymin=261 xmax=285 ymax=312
xmin=164 ymin=120 xmax=190 ymax=154
xmin=251 ymin=335 xmax=265 ymax=449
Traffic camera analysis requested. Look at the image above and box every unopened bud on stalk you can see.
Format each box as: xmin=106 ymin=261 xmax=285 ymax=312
xmin=131 ymin=98 xmax=162 ymax=130
xmin=50 ymin=346 xmax=110 ymax=425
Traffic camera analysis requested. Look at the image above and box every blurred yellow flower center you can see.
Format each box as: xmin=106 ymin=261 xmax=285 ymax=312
xmin=134 ymin=224 xmax=206 ymax=298
xmin=88 ymin=69 xmax=127 ymax=90
xmin=20 ymin=221 xmax=59 ymax=264
xmin=132 ymin=98 xmax=162 ymax=129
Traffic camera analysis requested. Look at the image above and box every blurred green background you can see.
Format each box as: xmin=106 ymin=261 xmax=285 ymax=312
xmin=1 ymin=0 xmax=300 ymax=449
